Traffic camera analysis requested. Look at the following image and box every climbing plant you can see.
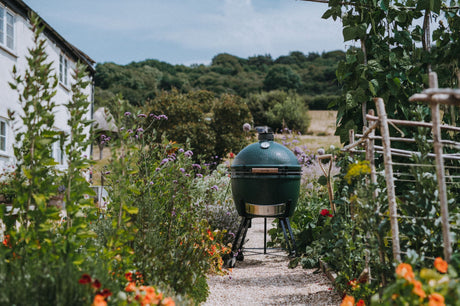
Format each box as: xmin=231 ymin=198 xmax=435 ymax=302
xmin=321 ymin=0 xmax=460 ymax=142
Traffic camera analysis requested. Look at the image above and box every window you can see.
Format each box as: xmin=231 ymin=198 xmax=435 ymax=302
xmin=0 ymin=119 xmax=7 ymax=152
xmin=0 ymin=6 xmax=14 ymax=50
xmin=52 ymin=141 xmax=64 ymax=165
xmin=59 ymin=54 xmax=68 ymax=85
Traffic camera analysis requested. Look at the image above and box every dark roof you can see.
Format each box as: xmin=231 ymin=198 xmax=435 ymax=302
xmin=2 ymin=0 xmax=96 ymax=74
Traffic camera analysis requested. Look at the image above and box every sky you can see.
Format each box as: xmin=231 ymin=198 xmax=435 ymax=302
xmin=24 ymin=0 xmax=346 ymax=66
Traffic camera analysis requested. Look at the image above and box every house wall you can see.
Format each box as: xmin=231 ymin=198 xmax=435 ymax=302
xmin=0 ymin=1 xmax=94 ymax=171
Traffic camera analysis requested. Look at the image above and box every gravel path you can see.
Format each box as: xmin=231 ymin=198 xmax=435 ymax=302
xmin=203 ymin=218 xmax=342 ymax=305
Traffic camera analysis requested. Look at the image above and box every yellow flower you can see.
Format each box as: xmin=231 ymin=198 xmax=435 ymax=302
xmin=434 ymin=257 xmax=448 ymax=274
xmin=344 ymin=161 xmax=371 ymax=184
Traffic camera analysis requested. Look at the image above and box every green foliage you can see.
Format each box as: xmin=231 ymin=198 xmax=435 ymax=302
xmin=94 ymin=103 xmax=233 ymax=303
xmin=0 ymin=13 xmax=101 ymax=304
xmin=263 ymin=65 xmax=302 ymax=92
xmin=144 ymin=89 xmax=252 ymax=162
xmin=323 ymin=0 xmax=460 ymax=143
xmin=94 ymin=51 xmax=345 ymax=111
xmin=246 ymin=90 xmax=310 ymax=133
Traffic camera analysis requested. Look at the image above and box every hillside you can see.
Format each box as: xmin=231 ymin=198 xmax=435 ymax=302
xmin=94 ymin=50 xmax=345 ymax=112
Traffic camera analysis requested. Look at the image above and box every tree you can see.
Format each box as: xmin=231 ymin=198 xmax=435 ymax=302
xmin=263 ymin=65 xmax=302 ymax=92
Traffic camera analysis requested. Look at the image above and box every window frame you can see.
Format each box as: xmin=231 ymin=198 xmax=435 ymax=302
xmin=0 ymin=118 xmax=7 ymax=154
xmin=59 ymin=53 xmax=68 ymax=86
xmin=0 ymin=5 xmax=15 ymax=51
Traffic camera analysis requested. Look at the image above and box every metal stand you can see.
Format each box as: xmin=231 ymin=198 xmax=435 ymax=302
xmin=227 ymin=216 xmax=296 ymax=268
xmin=279 ymin=217 xmax=296 ymax=257
xmin=227 ymin=217 xmax=251 ymax=268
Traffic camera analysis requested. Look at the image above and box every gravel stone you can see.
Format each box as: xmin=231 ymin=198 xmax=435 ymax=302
xmin=204 ymin=218 xmax=342 ymax=305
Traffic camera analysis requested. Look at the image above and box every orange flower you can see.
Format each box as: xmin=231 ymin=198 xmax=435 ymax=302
xmin=341 ymin=295 xmax=355 ymax=306
xmin=207 ymin=229 xmax=214 ymax=241
xmin=92 ymin=294 xmax=107 ymax=306
xmin=2 ymin=234 xmax=11 ymax=247
xmin=395 ymin=263 xmax=415 ymax=281
xmin=428 ymin=293 xmax=445 ymax=306
xmin=434 ymin=257 xmax=448 ymax=274
xmin=162 ymin=297 xmax=175 ymax=306
xmin=125 ymin=281 xmax=137 ymax=292
xmin=412 ymin=280 xmax=426 ymax=299
xmin=391 ymin=294 xmax=399 ymax=300
xmin=356 ymin=299 xmax=366 ymax=306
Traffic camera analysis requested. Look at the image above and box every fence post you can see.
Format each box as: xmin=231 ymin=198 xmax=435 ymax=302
xmin=374 ymin=97 xmax=401 ymax=262
xmin=429 ymin=72 xmax=453 ymax=262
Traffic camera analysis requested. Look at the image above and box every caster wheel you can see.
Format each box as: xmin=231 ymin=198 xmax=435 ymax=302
xmin=227 ymin=257 xmax=236 ymax=268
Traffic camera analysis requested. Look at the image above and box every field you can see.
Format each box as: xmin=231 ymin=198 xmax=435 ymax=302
xmin=274 ymin=110 xmax=341 ymax=153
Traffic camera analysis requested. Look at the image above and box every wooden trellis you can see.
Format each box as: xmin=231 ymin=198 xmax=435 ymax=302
xmin=343 ymin=72 xmax=460 ymax=263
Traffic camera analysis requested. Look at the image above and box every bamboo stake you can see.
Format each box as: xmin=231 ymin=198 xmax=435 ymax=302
xmin=374 ymin=97 xmax=401 ymax=262
xmin=429 ymin=72 xmax=453 ymax=262
xmin=317 ymin=154 xmax=336 ymax=213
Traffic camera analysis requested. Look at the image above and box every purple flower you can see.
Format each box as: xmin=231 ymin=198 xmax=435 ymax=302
xmin=105 ymin=171 xmax=110 ymax=175
xmin=184 ymin=150 xmax=193 ymax=157
xmin=293 ymin=146 xmax=303 ymax=155
xmin=159 ymin=114 xmax=168 ymax=120
xmin=149 ymin=181 xmax=154 ymax=185
xmin=196 ymin=173 xmax=203 ymax=178
xmin=171 ymin=210 xmax=176 ymax=216
xmin=178 ymin=148 xmax=184 ymax=153
xmin=192 ymin=164 xmax=201 ymax=169
xmin=160 ymin=158 xmax=169 ymax=165
xmin=243 ymin=123 xmax=251 ymax=132
xmin=317 ymin=148 xmax=325 ymax=155
xmin=127 ymin=129 xmax=133 ymax=134
xmin=155 ymin=167 xmax=160 ymax=172
xmin=180 ymin=168 xmax=185 ymax=173
xmin=185 ymin=173 xmax=190 ymax=177
xmin=211 ymin=185 xmax=219 ymax=191
xmin=173 ymin=180 xmax=178 ymax=184
xmin=137 ymin=128 xmax=144 ymax=133
xmin=124 ymin=112 xmax=131 ymax=116
xmin=149 ymin=113 xmax=155 ymax=117
xmin=137 ymin=114 xmax=147 ymax=118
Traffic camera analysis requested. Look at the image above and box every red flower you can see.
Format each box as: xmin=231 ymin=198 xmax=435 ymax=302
xmin=356 ymin=299 xmax=366 ymax=306
xmin=78 ymin=274 xmax=92 ymax=285
xmin=100 ymin=288 xmax=112 ymax=298
xmin=92 ymin=279 xmax=102 ymax=290
xmin=125 ymin=272 xmax=133 ymax=281
xmin=229 ymin=152 xmax=235 ymax=158
xmin=320 ymin=209 xmax=330 ymax=216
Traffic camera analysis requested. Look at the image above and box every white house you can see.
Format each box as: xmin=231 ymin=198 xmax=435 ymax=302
xmin=0 ymin=0 xmax=95 ymax=170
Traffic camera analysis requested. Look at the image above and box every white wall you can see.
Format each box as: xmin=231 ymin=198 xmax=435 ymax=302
xmin=0 ymin=4 xmax=93 ymax=171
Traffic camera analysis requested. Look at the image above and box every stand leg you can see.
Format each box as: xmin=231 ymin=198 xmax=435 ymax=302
xmin=264 ymin=217 xmax=267 ymax=254
xmin=279 ymin=218 xmax=296 ymax=257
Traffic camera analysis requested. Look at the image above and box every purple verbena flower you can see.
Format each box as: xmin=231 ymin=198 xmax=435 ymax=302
xmin=137 ymin=128 xmax=144 ymax=133
xmin=124 ymin=112 xmax=131 ymax=116
xmin=160 ymin=158 xmax=169 ymax=165
xmin=180 ymin=168 xmax=185 ymax=173
xmin=211 ymin=185 xmax=219 ymax=191
xmin=178 ymin=148 xmax=184 ymax=153
xmin=192 ymin=164 xmax=201 ymax=169
xmin=196 ymin=173 xmax=203 ymax=178
xmin=184 ymin=150 xmax=193 ymax=157
xmin=137 ymin=113 xmax=147 ymax=118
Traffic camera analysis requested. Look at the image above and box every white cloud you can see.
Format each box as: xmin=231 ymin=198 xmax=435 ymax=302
xmin=25 ymin=0 xmax=345 ymax=63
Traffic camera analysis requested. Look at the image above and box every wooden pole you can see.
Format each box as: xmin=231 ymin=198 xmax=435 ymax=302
xmin=374 ymin=97 xmax=401 ymax=262
xmin=429 ymin=72 xmax=453 ymax=262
